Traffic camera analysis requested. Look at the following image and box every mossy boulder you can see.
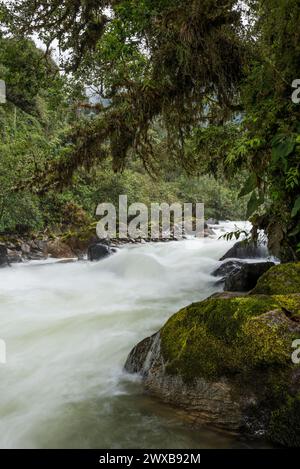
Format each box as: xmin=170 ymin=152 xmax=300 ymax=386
xmin=251 ymin=262 xmax=300 ymax=295
xmin=125 ymin=263 xmax=300 ymax=446
xmin=160 ymin=296 xmax=295 ymax=383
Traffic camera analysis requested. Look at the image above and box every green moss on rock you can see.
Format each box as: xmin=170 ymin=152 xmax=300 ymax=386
xmin=160 ymin=295 xmax=292 ymax=382
xmin=251 ymin=263 xmax=300 ymax=295
xmin=268 ymin=395 xmax=300 ymax=447
xmin=272 ymin=294 xmax=300 ymax=319
xmin=158 ymin=277 xmax=300 ymax=446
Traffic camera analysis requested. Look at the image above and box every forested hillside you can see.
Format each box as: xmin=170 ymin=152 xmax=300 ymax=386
xmin=0 ymin=34 xmax=246 ymax=236
xmin=0 ymin=0 xmax=299 ymax=260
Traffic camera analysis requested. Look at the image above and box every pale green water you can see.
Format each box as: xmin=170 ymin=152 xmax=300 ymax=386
xmin=0 ymin=222 xmax=269 ymax=448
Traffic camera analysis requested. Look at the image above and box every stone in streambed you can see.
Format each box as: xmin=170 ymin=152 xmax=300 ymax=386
xmin=224 ymin=261 xmax=275 ymax=292
xmin=220 ymin=240 xmax=269 ymax=260
xmin=0 ymin=244 xmax=8 ymax=267
xmin=212 ymin=260 xmax=245 ymax=279
xmin=7 ymin=249 xmax=22 ymax=263
xmin=87 ymin=243 xmax=116 ymax=261
xmin=213 ymin=260 xmax=275 ymax=292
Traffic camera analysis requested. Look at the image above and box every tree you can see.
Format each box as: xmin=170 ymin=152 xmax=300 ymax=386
xmin=0 ymin=34 xmax=78 ymax=232
xmin=2 ymin=0 xmax=245 ymax=180
xmin=226 ymin=0 xmax=300 ymax=260
xmin=1 ymin=0 xmax=299 ymax=259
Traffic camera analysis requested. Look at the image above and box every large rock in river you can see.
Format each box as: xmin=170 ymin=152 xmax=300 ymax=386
xmin=223 ymin=261 xmax=275 ymax=292
xmin=125 ymin=262 xmax=300 ymax=447
xmin=212 ymin=260 xmax=245 ymax=279
xmin=212 ymin=259 xmax=275 ymax=291
xmin=220 ymin=240 xmax=269 ymax=261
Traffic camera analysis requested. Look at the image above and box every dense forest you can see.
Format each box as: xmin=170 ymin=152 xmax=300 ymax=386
xmin=0 ymin=0 xmax=299 ymax=260
xmin=0 ymin=18 xmax=246 ymax=240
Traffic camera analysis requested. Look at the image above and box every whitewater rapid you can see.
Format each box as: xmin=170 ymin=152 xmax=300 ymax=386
xmin=0 ymin=221 xmax=266 ymax=448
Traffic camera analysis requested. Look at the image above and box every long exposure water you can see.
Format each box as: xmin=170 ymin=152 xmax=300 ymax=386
xmin=0 ymin=222 xmax=269 ymax=448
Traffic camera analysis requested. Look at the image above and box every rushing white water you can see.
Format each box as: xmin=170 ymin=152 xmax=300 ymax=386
xmin=0 ymin=221 xmax=268 ymax=448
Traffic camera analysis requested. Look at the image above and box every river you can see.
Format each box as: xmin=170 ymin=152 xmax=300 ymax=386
xmin=0 ymin=221 xmax=268 ymax=448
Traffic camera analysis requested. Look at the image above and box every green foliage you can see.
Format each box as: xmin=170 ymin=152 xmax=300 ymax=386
xmin=292 ymin=197 xmax=300 ymax=218
xmin=2 ymin=0 xmax=245 ymax=185
xmin=64 ymin=161 xmax=247 ymax=223
xmin=237 ymin=0 xmax=300 ymax=260
xmin=0 ymin=0 xmax=299 ymax=260
xmin=0 ymin=32 xmax=246 ymax=234
xmin=0 ymin=36 xmax=78 ymax=233
xmin=238 ymin=173 xmax=257 ymax=198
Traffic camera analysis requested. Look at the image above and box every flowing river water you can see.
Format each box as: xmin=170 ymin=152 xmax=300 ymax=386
xmin=0 ymin=222 xmax=270 ymax=448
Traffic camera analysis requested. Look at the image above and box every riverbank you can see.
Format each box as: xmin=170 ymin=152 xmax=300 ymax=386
xmin=0 ymin=221 xmax=218 ymax=265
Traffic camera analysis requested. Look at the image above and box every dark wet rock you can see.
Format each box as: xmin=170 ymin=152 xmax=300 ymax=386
xmin=212 ymin=260 xmax=245 ymax=279
xmin=87 ymin=243 xmax=116 ymax=261
xmin=64 ymin=234 xmax=98 ymax=257
xmin=220 ymin=240 xmax=269 ymax=260
xmin=21 ymin=242 xmax=31 ymax=255
xmin=29 ymin=240 xmax=48 ymax=260
xmin=125 ymin=333 xmax=161 ymax=376
xmin=28 ymin=252 xmax=47 ymax=261
xmin=224 ymin=261 xmax=275 ymax=292
xmin=0 ymin=244 xmax=8 ymax=267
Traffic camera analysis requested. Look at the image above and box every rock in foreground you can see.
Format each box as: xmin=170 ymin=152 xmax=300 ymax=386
xmin=125 ymin=263 xmax=300 ymax=447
